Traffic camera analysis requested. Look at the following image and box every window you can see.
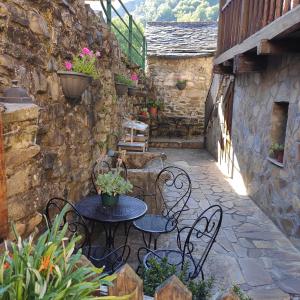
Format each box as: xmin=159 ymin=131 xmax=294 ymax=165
xmin=269 ymin=102 xmax=289 ymax=166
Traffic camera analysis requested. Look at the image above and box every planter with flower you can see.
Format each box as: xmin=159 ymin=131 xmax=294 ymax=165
xmin=140 ymin=107 xmax=150 ymax=119
xmin=128 ymin=73 xmax=140 ymax=96
xmin=96 ymin=169 xmax=133 ymax=207
xmin=115 ymin=74 xmax=132 ymax=96
xmin=58 ymin=47 xmax=100 ymax=104
xmin=148 ymin=99 xmax=163 ymax=118
xmin=176 ymin=79 xmax=187 ymax=90
xmin=269 ymin=143 xmax=285 ymax=163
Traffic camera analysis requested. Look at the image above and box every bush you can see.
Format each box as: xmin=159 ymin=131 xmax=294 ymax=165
xmin=141 ymin=257 xmax=214 ymax=299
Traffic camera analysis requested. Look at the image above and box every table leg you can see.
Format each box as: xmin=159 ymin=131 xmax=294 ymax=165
xmin=103 ymin=223 xmax=120 ymax=249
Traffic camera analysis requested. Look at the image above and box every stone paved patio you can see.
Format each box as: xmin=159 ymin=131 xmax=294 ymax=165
xmin=123 ymin=149 xmax=300 ymax=299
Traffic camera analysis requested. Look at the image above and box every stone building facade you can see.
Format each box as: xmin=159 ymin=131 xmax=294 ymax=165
xmin=206 ymin=54 xmax=300 ymax=247
xmin=146 ymin=22 xmax=217 ymax=135
xmin=0 ymin=0 xmax=142 ymax=238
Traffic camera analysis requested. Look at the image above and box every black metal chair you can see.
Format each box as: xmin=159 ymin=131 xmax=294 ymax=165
xmin=138 ymin=205 xmax=223 ymax=280
xmin=133 ymin=166 xmax=192 ymax=249
xmin=45 ymin=197 xmax=130 ymax=274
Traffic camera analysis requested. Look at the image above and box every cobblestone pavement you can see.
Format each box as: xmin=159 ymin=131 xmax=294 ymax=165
xmin=120 ymin=149 xmax=300 ymax=299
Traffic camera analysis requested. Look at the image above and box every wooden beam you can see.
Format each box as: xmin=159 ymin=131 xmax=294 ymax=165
xmin=214 ymin=5 xmax=300 ymax=65
xmin=233 ymin=54 xmax=267 ymax=74
xmin=257 ymin=39 xmax=285 ymax=54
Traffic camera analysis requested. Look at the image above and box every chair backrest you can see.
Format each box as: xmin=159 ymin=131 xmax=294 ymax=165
xmin=45 ymin=197 xmax=91 ymax=254
xmin=180 ymin=205 xmax=223 ymax=280
xmin=155 ymin=166 xmax=192 ymax=222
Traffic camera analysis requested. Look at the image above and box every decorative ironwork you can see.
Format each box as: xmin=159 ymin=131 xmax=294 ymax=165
xmin=45 ymin=197 xmax=131 ymax=274
xmin=138 ymin=205 xmax=223 ymax=280
xmin=133 ymin=166 xmax=192 ymax=249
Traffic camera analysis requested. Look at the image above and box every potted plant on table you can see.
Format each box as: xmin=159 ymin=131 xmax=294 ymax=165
xmin=269 ymin=143 xmax=285 ymax=163
xmin=148 ymin=99 xmax=163 ymax=118
xmin=96 ymin=161 xmax=133 ymax=207
xmin=176 ymin=79 xmax=187 ymax=90
xmin=58 ymin=47 xmax=100 ymax=104
xmin=115 ymin=74 xmax=132 ymax=96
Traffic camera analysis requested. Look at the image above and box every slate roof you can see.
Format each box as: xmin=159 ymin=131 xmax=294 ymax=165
xmin=146 ymin=22 xmax=218 ymax=58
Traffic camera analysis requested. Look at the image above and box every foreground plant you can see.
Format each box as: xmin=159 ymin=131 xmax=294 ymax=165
xmin=141 ymin=257 xmax=214 ymax=299
xmin=0 ymin=206 xmax=128 ymax=300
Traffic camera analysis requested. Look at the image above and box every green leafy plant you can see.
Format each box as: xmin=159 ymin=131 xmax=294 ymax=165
xmin=269 ymin=143 xmax=284 ymax=156
xmin=96 ymin=171 xmax=133 ymax=196
xmin=141 ymin=257 xmax=214 ymax=299
xmin=115 ymin=74 xmax=134 ymax=86
xmin=232 ymin=284 xmax=252 ymax=300
xmin=0 ymin=206 xmax=129 ymax=299
xmin=147 ymin=99 xmax=163 ymax=109
xmin=64 ymin=47 xmax=100 ymax=79
xmin=177 ymin=79 xmax=187 ymax=84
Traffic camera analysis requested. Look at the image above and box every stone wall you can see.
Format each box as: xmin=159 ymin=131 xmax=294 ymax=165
xmin=0 ymin=0 xmax=141 ymax=237
xmin=147 ymin=55 xmax=213 ymax=135
xmin=206 ymin=54 xmax=300 ymax=247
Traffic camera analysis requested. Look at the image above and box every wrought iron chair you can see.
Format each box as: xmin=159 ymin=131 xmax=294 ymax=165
xmin=45 ymin=197 xmax=130 ymax=274
xmin=137 ymin=205 xmax=223 ymax=280
xmin=133 ymin=166 xmax=192 ymax=249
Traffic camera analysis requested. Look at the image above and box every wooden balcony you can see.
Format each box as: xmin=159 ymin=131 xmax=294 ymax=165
xmin=215 ymin=0 xmax=300 ymax=71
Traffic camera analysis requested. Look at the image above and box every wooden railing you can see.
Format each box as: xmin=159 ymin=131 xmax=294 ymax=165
xmin=217 ymin=0 xmax=300 ymax=56
xmin=108 ymin=264 xmax=192 ymax=300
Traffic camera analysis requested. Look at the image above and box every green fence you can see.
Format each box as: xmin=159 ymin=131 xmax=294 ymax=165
xmin=100 ymin=0 xmax=147 ymax=69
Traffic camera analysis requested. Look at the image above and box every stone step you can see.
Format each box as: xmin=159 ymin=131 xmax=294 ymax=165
xmin=149 ymin=136 xmax=204 ymax=149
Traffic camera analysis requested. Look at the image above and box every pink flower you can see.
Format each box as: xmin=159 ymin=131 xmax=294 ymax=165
xmin=64 ymin=61 xmax=72 ymax=71
xmin=79 ymin=53 xmax=84 ymax=58
xmin=131 ymin=73 xmax=138 ymax=81
xmin=82 ymin=47 xmax=91 ymax=55
xmin=95 ymin=51 xmax=101 ymax=58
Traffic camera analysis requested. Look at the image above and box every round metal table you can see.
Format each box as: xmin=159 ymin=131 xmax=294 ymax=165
xmin=76 ymin=194 xmax=148 ymax=248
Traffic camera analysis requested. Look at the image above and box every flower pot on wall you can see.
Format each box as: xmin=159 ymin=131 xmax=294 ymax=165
xmin=58 ymin=71 xmax=92 ymax=104
xmin=149 ymin=107 xmax=158 ymax=118
xmin=276 ymin=150 xmax=284 ymax=163
xmin=115 ymin=83 xmax=128 ymax=96
xmin=128 ymin=87 xmax=139 ymax=96
xmin=101 ymin=193 xmax=119 ymax=207
xmin=176 ymin=81 xmax=186 ymax=90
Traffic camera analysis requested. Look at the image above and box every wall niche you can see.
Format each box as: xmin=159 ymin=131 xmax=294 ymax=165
xmin=268 ymin=101 xmax=289 ymax=167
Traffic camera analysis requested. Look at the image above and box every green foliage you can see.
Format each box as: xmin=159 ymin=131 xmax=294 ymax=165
xmin=112 ymin=17 xmax=144 ymax=67
xmin=147 ymin=99 xmax=163 ymax=109
xmin=96 ymin=171 xmax=133 ymax=196
xmin=130 ymin=0 xmax=219 ymax=24
xmin=0 ymin=206 xmax=126 ymax=300
xmin=269 ymin=143 xmax=284 ymax=155
xmin=177 ymin=79 xmax=187 ymax=84
xmin=141 ymin=257 xmax=214 ymax=299
xmin=72 ymin=55 xmax=99 ymax=79
xmin=232 ymin=284 xmax=252 ymax=300
xmin=115 ymin=74 xmax=135 ymax=86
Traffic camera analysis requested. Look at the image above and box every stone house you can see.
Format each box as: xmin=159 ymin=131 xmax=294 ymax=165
xmin=146 ymin=22 xmax=217 ymax=135
xmin=206 ymin=1 xmax=300 ymax=248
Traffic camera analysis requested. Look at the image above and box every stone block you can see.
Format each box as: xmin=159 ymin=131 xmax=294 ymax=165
xmin=6 ymin=166 xmax=31 ymax=198
xmin=2 ymin=103 xmax=39 ymax=123
xmin=28 ymin=11 xmax=49 ymax=37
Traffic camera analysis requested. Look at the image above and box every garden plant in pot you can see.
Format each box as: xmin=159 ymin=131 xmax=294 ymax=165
xmin=58 ymin=47 xmax=100 ymax=104
xmin=176 ymin=79 xmax=187 ymax=90
xmin=128 ymin=73 xmax=140 ymax=96
xmin=96 ymin=163 xmax=133 ymax=207
xmin=115 ymin=74 xmax=132 ymax=96
xmin=148 ymin=99 xmax=163 ymax=118
xmin=140 ymin=107 xmax=150 ymax=119
xmin=269 ymin=143 xmax=285 ymax=163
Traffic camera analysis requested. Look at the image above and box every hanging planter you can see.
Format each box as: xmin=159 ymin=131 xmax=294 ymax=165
xmin=176 ymin=80 xmax=187 ymax=90
xmin=58 ymin=71 xmax=92 ymax=103
xmin=115 ymin=83 xmax=128 ymax=96
xmin=128 ymin=86 xmax=139 ymax=96
xmin=58 ymin=47 xmax=100 ymax=104
xmin=115 ymin=74 xmax=134 ymax=97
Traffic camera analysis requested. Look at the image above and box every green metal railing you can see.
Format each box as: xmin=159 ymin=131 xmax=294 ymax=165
xmin=100 ymin=0 xmax=147 ymax=69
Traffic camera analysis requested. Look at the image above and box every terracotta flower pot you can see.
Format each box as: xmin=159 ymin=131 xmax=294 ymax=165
xmin=176 ymin=82 xmax=186 ymax=90
xmin=101 ymin=193 xmax=119 ymax=207
xmin=115 ymin=83 xmax=128 ymax=96
xmin=57 ymin=71 xmax=92 ymax=104
xmin=276 ymin=150 xmax=284 ymax=163
xmin=149 ymin=107 xmax=158 ymax=118
xmin=140 ymin=111 xmax=148 ymax=118
xmin=128 ymin=87 xmax=139 ymax=96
